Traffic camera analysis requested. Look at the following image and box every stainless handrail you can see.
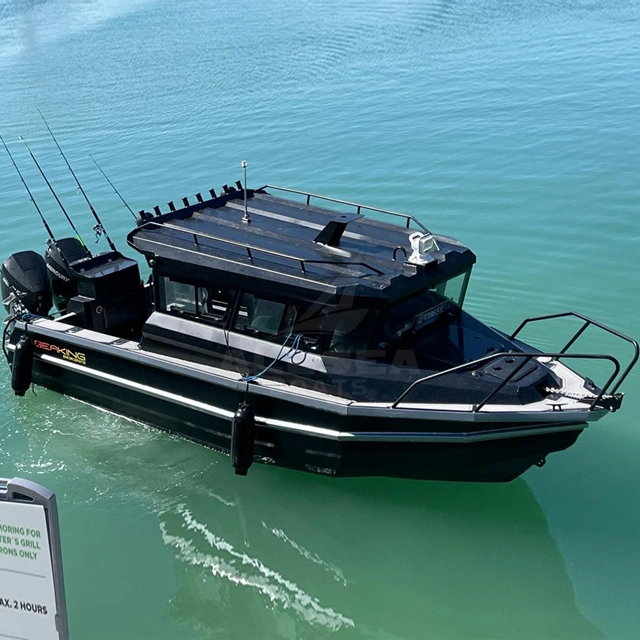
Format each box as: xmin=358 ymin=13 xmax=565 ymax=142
xmin=392 ymin=310 xmax=637 ymax=412
xmin=261 ymin=184 xmax=430 ymax=233
xmin=510 ymin=311 xmax=638 ymax=394
xmin=391 ymin=351 xmax=621 ymax=412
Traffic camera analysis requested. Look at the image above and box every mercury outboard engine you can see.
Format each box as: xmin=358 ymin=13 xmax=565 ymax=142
xmin=1 ymin=250 xmax=52 ymax=316
xmin=44 ymin=237 xmax=91 ymax=312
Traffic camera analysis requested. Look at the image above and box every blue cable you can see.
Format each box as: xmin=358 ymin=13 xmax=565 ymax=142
xmin=242 ymin=332 xmax=304 ymax=382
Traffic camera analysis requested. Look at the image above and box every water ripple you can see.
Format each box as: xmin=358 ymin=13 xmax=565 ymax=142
xmin=161 ymin=507 xmax=355 ymax=632
xmin=263 ymin=522 xmax=347 ymax=587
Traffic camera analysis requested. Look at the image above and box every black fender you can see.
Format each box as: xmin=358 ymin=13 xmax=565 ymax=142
xmin=11 ymin=335 xmax=34 ymax=397
xmin=231 ymin=402 xmax=256 ymax=475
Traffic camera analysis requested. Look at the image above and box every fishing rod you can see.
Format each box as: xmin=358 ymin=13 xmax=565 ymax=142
xmin=0 ymin=133 xmax=58 ymax=245
xmin=18 ymin=134 xmax=91 ymax=254
xmin=89 ymin=154 xmax=137 ymax=220
xmin=38 ymin=110 xmax=117 ymax=251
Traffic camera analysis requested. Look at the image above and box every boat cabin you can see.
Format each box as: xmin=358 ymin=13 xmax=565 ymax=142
xmin=127 ymin=186 xmax=477 ymax=368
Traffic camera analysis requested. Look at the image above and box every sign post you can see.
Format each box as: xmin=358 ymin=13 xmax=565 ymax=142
xmin=0 ymin=477 xmax=68 ymax=640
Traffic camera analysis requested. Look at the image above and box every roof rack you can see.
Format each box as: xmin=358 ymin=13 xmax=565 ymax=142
xmin=261 ymin=185 xmax=430 ymax=233
xmin=144 ymin=221 xmax=385 ymax=276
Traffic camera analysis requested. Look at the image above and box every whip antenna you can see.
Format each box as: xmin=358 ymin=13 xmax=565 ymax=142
xmin=89 ymin=154 xmax=137 ymax=220
xmin=19 ymin=135 xmax=90 ymax=253
xmin=241 ymin=160 xmax=250 ymax=224
xmin=1 ymin=133 xmax=58 ymax=244
xmin=38 ymin=110 xmax=117 ymax=251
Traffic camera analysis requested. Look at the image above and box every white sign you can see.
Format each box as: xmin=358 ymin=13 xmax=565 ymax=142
xmin=0 ymin=500 xmax=59 ymax=640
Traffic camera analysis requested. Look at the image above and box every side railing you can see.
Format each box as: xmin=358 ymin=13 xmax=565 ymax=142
xmin=392 ymin=312 xmax=638 ymax=412
xmin=391 ymin=351 xmax=620 ymax=411
xmin=510 ymin=311 xmax=639 ymax=395
xmin=261 ymin=185 xmax=430 ymax=233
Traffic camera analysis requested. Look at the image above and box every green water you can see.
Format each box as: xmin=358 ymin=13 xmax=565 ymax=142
xmin=1 ymin=1 xmax=639 ymax=638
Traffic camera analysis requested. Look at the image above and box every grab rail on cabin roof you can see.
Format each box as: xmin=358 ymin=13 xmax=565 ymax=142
xmin=261 ymin=185 xmax=430 ymax=233
xmin=144 ymin=221 xmax=385 ymax=276
xmin=391 ymin=351 xmax=622 ymax=412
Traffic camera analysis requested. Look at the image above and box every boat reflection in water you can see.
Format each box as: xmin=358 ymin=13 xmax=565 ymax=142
xmin=4 ymin=356 xmax=603 ymax=640
xmin=158 ymin=464 xmax=602 ymax=639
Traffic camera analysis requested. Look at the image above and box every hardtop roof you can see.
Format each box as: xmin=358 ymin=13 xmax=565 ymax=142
xmin=127 ymin=186 xmax=476 ymax=305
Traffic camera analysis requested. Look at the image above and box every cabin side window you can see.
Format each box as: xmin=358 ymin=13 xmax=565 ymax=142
xmin=158 ymin=277 xmax=197 ymax=315
xmin=158 ymin=276 xmax=235 ymax=326
xmin=289 ymin=305 xmax=330 ymax=351
xmin=434 ymin=269 xmax=471 ymax=307
xmin=232 ymin=293 xmax=330 ymax=351
xmin=234 ymin=293 xmax=295 ymax=337
xmin=197 ymin=286 xmax=236 ymax=326
xmin=326 ymin=308 xmax=379 ymax=354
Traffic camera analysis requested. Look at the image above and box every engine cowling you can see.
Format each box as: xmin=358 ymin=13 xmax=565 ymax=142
xmin=44 ymin=237 xmax=91 ymax=311
xmin=1 ymin=251 xmax=52 ymax=316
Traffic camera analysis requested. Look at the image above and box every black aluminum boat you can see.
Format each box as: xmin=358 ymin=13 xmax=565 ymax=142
xmin=2 ymin=182 xmax=638 ymax=481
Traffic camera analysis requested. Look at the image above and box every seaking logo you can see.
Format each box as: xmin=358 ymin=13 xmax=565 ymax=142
xmin=33 ymin=339 xmax=86 ymax=365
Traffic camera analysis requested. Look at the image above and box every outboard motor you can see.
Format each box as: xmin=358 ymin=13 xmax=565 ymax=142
xmin=1 ymin=251 xmax=52 ymax=316
xmin=45 ymin=237 xmax=91 ymax=312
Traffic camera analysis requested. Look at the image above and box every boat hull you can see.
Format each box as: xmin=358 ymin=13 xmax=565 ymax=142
xmin=7 ymin=321 xmax=586 ymax=483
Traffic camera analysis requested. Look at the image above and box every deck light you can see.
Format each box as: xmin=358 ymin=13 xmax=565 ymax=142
xmin=408 ymin=232 xmax=439 ymax=265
